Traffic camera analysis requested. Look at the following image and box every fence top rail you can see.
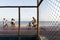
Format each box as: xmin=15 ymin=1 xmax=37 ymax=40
xmin=0 ymin=0 xmax=43 ymax=8
xmin=0 ymin=6 xmax=37 ymax=8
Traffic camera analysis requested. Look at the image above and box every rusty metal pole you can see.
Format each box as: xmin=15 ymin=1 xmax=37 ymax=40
xmin=37 ymin=0 xmax=40 ymax=38
xmin=37 ymin=0 xmax=40 ymax=40
xmin=18 ymin=7 xmax=20 ymax=40
xmin=37 ymin=0 xmax=43 ymax=40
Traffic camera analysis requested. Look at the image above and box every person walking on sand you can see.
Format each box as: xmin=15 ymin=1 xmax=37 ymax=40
xmin=3 ymin=18 xmax=8 ymax=28
xmin=11 ymin=18 xmax=15 ymax=28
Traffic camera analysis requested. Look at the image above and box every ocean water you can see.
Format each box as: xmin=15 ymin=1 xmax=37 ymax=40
xmin=40 ymin=21 xmax=60 ymax=26
xmin=0 ymin=21 xmax=29 ymax=25
xmin=0 ymin=21 xmax=60 ymax=26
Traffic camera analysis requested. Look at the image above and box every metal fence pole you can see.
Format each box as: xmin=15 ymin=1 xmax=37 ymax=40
xmin=18 ymin=7 xmax=20 ymax=40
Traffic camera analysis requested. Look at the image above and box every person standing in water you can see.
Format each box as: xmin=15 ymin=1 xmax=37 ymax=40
xmin=11 ymin=18 xmax=15 ymax=28
xmin=3 ymin=18 xmax=8 ymax=28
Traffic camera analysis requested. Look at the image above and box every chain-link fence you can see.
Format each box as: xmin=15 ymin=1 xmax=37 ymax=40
xmin=39 ymin=0 xmax=60 ymax=40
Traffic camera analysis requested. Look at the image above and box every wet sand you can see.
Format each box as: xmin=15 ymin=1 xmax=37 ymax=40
xmin=40 ymin=26 xmax=60 ymax=40
xmin=0 ymin=24 xmax=37 ymax=36
xmin=0 ymin=24 xmax=60 ymax=40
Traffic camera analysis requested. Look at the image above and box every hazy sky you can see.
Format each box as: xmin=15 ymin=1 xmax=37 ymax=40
xmin=39 ymin=0 xmax=60 ymax=21
xmin=21 ymin=8 xmax=37 ymax=21
xmin=0 ymin=0 xmax=59 ymax=21
xmin=0 ymin=0 xmax=37 ymax=21
xmin=0 ymin=8 xmax=18 ymax=21
xmin=0 ymin=0 xmax=37 ymax=6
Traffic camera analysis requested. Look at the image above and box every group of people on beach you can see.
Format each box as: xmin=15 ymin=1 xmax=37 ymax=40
xmin=29 ymin=17 xmax=37 ymax=28
xmin=2 ymin=17 xmax=36 ymax=28
xmin=3 ymin=18 xmax=15 ymax=28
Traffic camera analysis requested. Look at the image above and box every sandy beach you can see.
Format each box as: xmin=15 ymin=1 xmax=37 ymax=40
xmin=40 ymin=26 xmax=60 ymax=40
xmin=0 ymin=24 xmax=60 ymax=40
xmin=0 ymin=24 xmax=37 ymax=36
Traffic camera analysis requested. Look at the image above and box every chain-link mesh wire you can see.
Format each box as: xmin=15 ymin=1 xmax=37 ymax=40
xmin=40 ymin=0 xmax=60 ymax=40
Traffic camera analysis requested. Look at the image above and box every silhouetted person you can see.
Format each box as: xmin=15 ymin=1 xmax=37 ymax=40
xmin=32 ymin=17 xmax=37 ymax=27
xmin=29 ymin=21 xmax=32 ymax=27
xmin=3 ymin=18 xmax=8 ymax=28
xmin=11 ymin=18 xmax=15 ymax=28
